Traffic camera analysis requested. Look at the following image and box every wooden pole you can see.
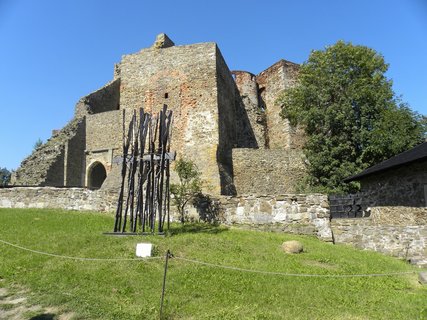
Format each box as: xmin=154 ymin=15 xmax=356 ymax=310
xmin=159 ymin=250 xmax=171 ymax=319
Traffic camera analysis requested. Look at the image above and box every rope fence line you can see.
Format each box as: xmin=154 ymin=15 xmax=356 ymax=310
xmin=0 ymin=239 xmax=163 ymax=262
xmin=173 ymin=256 xmax=416 ymax=278
xmin=0 ymin=239 xmax=417 ymax=278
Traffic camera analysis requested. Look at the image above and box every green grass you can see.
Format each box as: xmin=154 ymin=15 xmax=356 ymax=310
xmin=0 ymin=208 xmax=426 ymax=319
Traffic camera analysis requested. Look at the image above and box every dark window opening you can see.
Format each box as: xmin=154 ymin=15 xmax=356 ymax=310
xmin=88 ymin=162 xmax=107 ymax=189
xmin=164 ymin=93 xmax=169 ymax=99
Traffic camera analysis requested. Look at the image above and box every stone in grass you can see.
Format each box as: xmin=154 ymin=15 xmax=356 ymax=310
xmin=282 ymin=240 xmax=304 ymax=254
xmin=419 ymin=272 xmax=427 ymax=285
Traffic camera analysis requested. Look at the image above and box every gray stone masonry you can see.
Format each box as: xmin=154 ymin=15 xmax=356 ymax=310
xmin=232 ymin=148 xmax=307 ymax=195
xmin=0 ymin=187 xmax=331 ymax=241
xmin=11 ymin=118 xmax=85 ymax=186
xmin=331 ymin=207 xmax=427 ymax=267
xmin=0 ymin=187 xmax=117 ymax=212
xmin=12 ymin=34 xmax=307 ymax=197
xmin=359 ymin=160 xmax=427 ymax=208
xmin=219 ymin=193 xmax=332 ymax=241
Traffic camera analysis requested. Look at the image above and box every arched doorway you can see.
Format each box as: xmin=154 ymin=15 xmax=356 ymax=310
xmin=88 ymin=162 xmax=107 ymax=189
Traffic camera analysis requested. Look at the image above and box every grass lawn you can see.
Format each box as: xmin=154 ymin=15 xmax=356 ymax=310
xmin=0 ymin=208 xmax=426 ymax=319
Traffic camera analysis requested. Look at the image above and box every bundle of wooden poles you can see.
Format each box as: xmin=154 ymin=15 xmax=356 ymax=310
xmin=114 ymin=105 xmax=174 ymax=234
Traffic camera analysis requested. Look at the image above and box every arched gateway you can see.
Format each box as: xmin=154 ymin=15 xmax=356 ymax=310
xmin=87 ymin=162 xmax=107 ymax=189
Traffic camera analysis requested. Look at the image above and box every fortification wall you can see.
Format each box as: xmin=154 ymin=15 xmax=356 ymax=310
xmin=232 ymin=148 xmax=307 ymax=195
xmin=86 ymin=110 xmax=123 ymax=152
xmin=360 ymin=160 xmax=427 ymax=207
xmin=64 ymin=119 xmax=85 ymax=186
xmin=12 ymin=118 xmax=85 ymax=187
xmin=331 ymin=207 xmax=427 ymax=266
xmin=119 ymin=42 xmax=224 ymax=195
xmin=75 ymin=79 xmax=120 ymax=117
xmin=257 ymin=60 xmax=303 ymax=150
xmin=215 ymin=47 xmax=239 ymax=195
xmin=232 ymin=71 xmax=265 ymax=148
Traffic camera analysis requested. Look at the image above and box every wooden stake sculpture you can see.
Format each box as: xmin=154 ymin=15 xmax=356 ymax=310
xmin=113 ymin=105 xmax=174 ymax=234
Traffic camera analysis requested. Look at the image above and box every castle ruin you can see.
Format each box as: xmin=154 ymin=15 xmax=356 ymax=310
xmin=12 ymin=34 xmax=306 ymax=196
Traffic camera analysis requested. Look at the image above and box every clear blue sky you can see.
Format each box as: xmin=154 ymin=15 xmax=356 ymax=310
xmin=1 ymin=0 xmax=426 ymax=170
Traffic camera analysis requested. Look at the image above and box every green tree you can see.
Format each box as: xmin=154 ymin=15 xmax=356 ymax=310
xmin=279 ymin=41 xmax=425 ymax=193
xmin=170 ymin=159 xmax=202 ymax=223
xmin=0 ymin=167 xmax=11 ymax=186
xmin=34 ymin=138 xmax=43 ymax=150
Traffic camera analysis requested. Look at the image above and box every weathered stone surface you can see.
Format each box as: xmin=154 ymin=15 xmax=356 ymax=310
xmin=11 ymin=34 xmax=304 ymax=197
xmin=256 ymin=60 xmax=304 ymax=150
xmin=370 ymin=206 xmax=427 ymax=225
xmin=0 ymin=188 xmax=332 ymax=241
xmin=0 ymin=187 xmax=117 ymax=212
xmin=282 ymin=240 xmax=304 ymax=253
xmin=152 ymin=33 xmax=175 ymax=49
xmin=331 ymin=213 xmax=427 ymax=267
xmin=220 ymin=193 xmax=332 ymax=241
xmin=232 ymin=149 xmax=307 ymax=195
xmin=419 ymin=272 xmax=427 ymax=284
xmin=359 ymin=160 xmax=427 ymax=207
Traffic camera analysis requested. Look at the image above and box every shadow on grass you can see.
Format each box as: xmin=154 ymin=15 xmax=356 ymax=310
xmin=30 ymin=314 xmax=56 ymax=320
xmin=168 ymin=223 xmax=228 ymax=236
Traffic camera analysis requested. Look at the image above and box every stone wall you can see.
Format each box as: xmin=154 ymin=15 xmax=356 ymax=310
xmin=232 ymin=148 xmax=307 ymax=195
xmin=360 ymin=160 xmax=427 ymax=207
xmin=12 ymin=35 xmax=309 ymax=196
xmin=0 ymin=187 xmax=117 ymax=212
xmin=256 ymin=60 xmax=304 ymax=150
xmin=215 ymin=47 xmax=240 ymax=195
xmin=12 ymin=118 xmax=85 ymax=187
xmin=74 ymin=79 xmax=120 ymax=117
xmin=219 ymin=193 xmax=332 ymax=241
xmin=86 ymin=110 xmax=123 ymax=152
xmin=118 ymin=42 xmax=224 ymax=195
xmin=0 ymin=187 xmax=331 ymax=242
xmin=331 ymin=207 xmax=427 ymax=266
xmin=64 ymin=118 xmax=86 ymax=186
xmin=232 ymin=71 xmax=266 ymax=148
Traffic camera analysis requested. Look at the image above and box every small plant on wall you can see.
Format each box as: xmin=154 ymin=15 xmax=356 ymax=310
xmin=170 ymin=158 xmax=202 ymax=223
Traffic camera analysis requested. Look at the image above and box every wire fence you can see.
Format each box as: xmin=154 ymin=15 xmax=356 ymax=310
xmin=0 ymin=238 xmax=416 ymax=278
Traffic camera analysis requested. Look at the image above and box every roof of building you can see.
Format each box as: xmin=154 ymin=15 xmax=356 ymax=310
xmin=344 ymin=142 xmax=427 ymax=182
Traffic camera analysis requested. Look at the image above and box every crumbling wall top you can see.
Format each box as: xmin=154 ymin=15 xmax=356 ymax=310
xmin=152 ymin=33 xmax=175 ymax=49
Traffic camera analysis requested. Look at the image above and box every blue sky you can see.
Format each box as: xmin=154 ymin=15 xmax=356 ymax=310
xmin=1 ymin=0 xmax=426 ymax=170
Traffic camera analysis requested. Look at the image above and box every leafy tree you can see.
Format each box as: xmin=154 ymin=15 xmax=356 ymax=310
xmin=279 ymin=41 xmax=425 ymax=193
xmin=34 ymin=138 xmax=43 ymax=150
xmin=170 ymin=159 xmax=202 ymax=223
xmin=0 ymin=167 xmax=11 ymax=186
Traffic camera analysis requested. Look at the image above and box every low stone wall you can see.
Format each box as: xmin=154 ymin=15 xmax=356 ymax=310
xmin=331 ymin=207 xmax=427 ymax=266
xmin=5 ymin=187 xmax=426 ymax=266
xmin=0 ymin=187 xmax=118 ymax=212
xmin=219 ymin=194 xmax=332 ymax=241
xmin=0 ymin=187 xmax=331 ymax=241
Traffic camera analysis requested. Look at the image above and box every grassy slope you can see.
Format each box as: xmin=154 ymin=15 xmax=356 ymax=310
xmin=0 ymin=208 xmax=426 ymax=319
